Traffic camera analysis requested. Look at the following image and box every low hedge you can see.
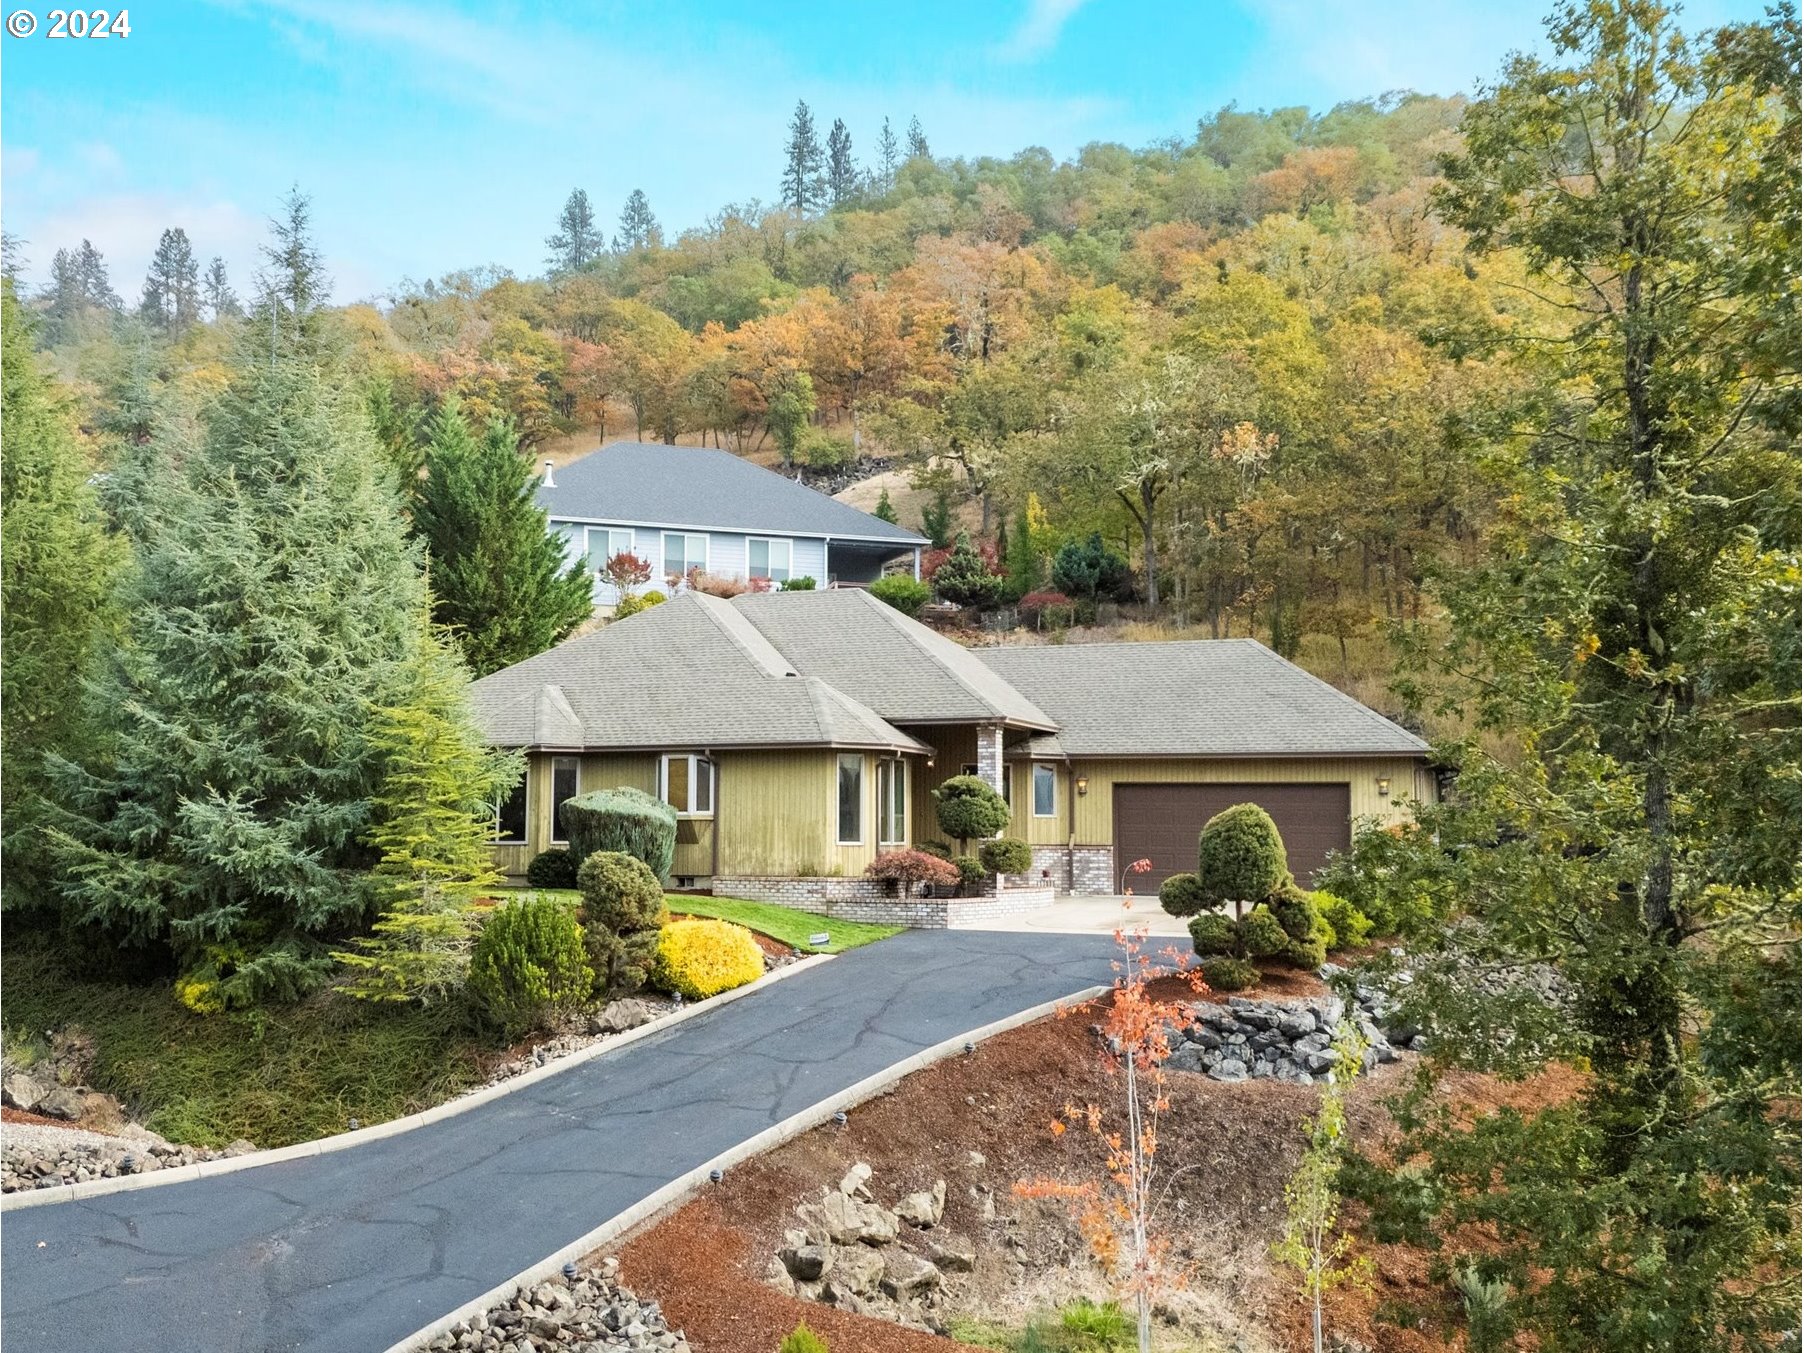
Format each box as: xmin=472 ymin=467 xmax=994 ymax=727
xmin=654 ymin=919 xmax=764 ymax=1000
xmin=526 ymin=848 xmax=579 ymax=890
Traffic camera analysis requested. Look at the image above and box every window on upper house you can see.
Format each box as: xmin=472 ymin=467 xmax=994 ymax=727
xmin=660 ymin=754 xmax=715 ymax=817
xmin=837 ymin=753 xmax=864 ymax=845
xmin=1032 ymin=763 xmax=1057 ymax=818
xmin=878 ymin=759 xmax=907 ymax=845
xmin=494 ymin=775 xmax=528 ymax=843
xmin=747 ymin=537 xmax=793 ymax=583
xmin=662 ymin=532 xmax=708 ymax=583
xmin=549 ymin=757 xmax=580 ymax=843
xmin=586 ymin=527 xmax=636 ymax=577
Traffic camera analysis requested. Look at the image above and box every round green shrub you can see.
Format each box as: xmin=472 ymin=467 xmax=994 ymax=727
xmin=1270 ymin=885 xmax=1320 ymax=942
xmin=978 ymin=837 xmax=1032 ymax=875
xmin=935 ymin=775 xmax=1010 ymax=845
xmin=1159 ymin=872 xmax=1206 ymax=918
xmin=1240 ymin=906 xmax=1291 ymax=958
xmin=1199 ymin=956 xmax=1260 ymax=993
xmin=526 ymin=848 xmax=579 ymax=890
xmin=1313 ymin=890 xmax=1374 ymax=950
xmin=577 ymin=851 xmax=669 ymax=994
xmin=468 ymin=895 xmax=592 ymax=1035
xmin=954 ymin=855 xmax=987 ymax=891
xmin=1285 ymin=935 xmax=1328 ymax=971
xmin=614 ymin=589 xmax=667 ymax=619
xmin=1197 ymin=803 xmax=1291 ymax=912
xmin=1188 ymin=912 xmax=1238 ymax=957
xmin=561 ymin=786 xmax=678 ymax=882
xmin=869 ymin=574 xmax=931 ymax=617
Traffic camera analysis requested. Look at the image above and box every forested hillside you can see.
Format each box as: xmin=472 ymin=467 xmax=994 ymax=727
xmin=19 ymin=93 xmax=1538 ymax=664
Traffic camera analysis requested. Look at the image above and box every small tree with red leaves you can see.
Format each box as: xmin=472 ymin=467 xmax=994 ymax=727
xmin=601 ymin=550 xmax=652 ymax=597
xmin=1016 ymin=924 xmax=1208 ymax=1352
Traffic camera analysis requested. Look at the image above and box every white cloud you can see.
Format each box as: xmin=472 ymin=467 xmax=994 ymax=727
xmin=6 ymin=146 xmax=42 ymax=176
xmin=995 ymin=0 xmax=1091 ymax=62
xmin=12 ymin=192 xmax=266 ymax=297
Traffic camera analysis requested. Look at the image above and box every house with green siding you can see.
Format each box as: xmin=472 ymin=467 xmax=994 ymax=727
xmin=469 ymin=589 xmax=1433 ymax=904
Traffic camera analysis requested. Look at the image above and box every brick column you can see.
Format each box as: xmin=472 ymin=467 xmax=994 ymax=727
xmin=974 ymin=724 xmax=1005 ymax=796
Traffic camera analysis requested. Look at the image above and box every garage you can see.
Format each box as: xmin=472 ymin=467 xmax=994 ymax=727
xmin=1113 ymin=783 xmax=1352 ymax=890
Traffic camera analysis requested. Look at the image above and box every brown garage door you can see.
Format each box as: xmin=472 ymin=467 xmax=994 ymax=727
xmin=1114 ymin=783 xmax=1351 ymax=890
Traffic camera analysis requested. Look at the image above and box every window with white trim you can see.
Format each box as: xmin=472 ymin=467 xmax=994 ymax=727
xmin=660 ymin=754 xmax=715 ymax=817
xmin=877 ymin=759 xmax=907 ymax=845
xmin=662 ymin=532 xmax=708 ymax=582
xmin=586 ymin=527 xmax=636 ymax=577
xmin=493 ymin=776 xmax=528 ymax=843
xmin=549 ymin=757 xmax=580 ymax=843
xmin=1032 ymin=763 xmax=1057 ymax=818
xmin=747 ymin=537 xmax=792 ymax=583
xmin=837 ymin=754 xmax=864 ymax=845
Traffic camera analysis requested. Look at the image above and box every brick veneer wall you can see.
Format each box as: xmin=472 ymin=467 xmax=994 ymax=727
xmin=711 ymin=876 xmax=1055 ymax=929
xmin=1017 ymin=845 xmax=1116 ymax=895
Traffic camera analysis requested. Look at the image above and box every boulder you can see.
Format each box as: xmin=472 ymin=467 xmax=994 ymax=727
xmin=838 ymin=1161 xmax=873 ymax=1199
xmin=817 ymin=1189 xmax=898 ymax=1245
xmin=589 ymin=998 xmax=661 ymax=1036
xmin=893 ymin=1180 xmax=945 ymax=1228
xmin=828 ymin=1245 xmax=885 ymax=1297
xmin=922 ymin=1232 xmax=976 ymax=1273
xmin=1278 ymin=1010 xmax=1317 ymax=1038
xmin=779 ymin=1243 xmax=834 ymax=1282
xmin=1165 ymin=1045 xmax=1206 ymax=1074
xmin=1208 ymin=1058 xmax=1249 ymax=1083
xmin=880 ymin=1249 xmax=942 ymax=1298
xmin=2 ymin=1072 xmax=47 ymax=1113
xmin=36 ymin=1087 xmax=86 ymax=1121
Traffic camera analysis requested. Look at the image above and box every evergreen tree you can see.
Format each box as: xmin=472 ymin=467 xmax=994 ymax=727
xmin=334 ymin=625 xmax=519 ymax=1003
xmin=932 ymin=531 xmax=1004 ymax=609
xmin=410 ymin=396 xmax=593 ymax=675
xmin=75 ymin=239 xmax=121 ymax=311
xmin=875 ymin=117 xmax=901 ymax=189
xmin=1 ymin=232 xmax=25 ymax=284
xmin=0 ymin=283 xmax=121 ymax=905
xmin=614 ymin=189 xmax=660 ymax=251
xmin=1006 ymin=504 xmax=1042 ymax=599
xmin=781 ymin=100 xmax=825 ymax=213
xmin=138 ymin=227 xmax=202 ymax=336
xmin=919 ymin=485 xmax=953 ymax=548
xmin=258 ymin=189 xmax=331 ymax=355
xmin=905 ymin=115 xmax=930 ymax=160
xmin=873 ymin=486 xmax=898 ymax=523
xmin=366 ymin=378 xmax=424 ymax=492
xmin=546 ymin=188 xmax=602 ymax=273
xmin=827 ymin=118 xmax=857 ymax=205
xmin=47 ymin=255 xmax=431 ymax=1008
xmin=203 ymin=256 xmax=241 ymax=320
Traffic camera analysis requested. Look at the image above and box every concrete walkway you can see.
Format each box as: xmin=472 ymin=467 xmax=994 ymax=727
xmin=958 ymin=893 xmax=1188 ymax=936
xmin=0 ymin=930 xmax=1118 ymax=1353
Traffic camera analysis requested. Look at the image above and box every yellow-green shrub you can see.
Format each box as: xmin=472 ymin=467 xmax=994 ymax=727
xmin=653 ymin=919 xmax=763 ymax=999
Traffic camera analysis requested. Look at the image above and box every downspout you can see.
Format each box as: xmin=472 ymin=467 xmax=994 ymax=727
xmin=1064 ymin=754 xmax=1077 ymax=895
xmin=705 ymin=749 xmax=719 ymax=886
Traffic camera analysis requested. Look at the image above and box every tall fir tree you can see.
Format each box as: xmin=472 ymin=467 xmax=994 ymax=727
xmin=873 ymin=486 xmax=898 ymax=523
xmin=905 ymin=115 xmax=930 ymax=160
xmin=875 ymin=116 xmax=901 ymax=189
xmin=0 ymin=282 xmax=122 ymax=906
xmin=138 ymin=227 xmax=202 ymax=335
xmin=47 ymin=208 xmax=434 ymax=1009
xmin=826 ymin=118 xmax=857 ymax=205
xmin=546 ymin=188 xmax=602 ymax=273
xmin=781 ymin=100 xmax=826 ymax=213
xmin=75 ymin=238 xmax=121 ymax=311
xmin=203 ymin=256 xmax=241 ymax=320
xmin=410 ymin=396 xmax=594 ymax=676
xmin=613 ymin=189 xmax=661 ymax=251
xmin=334 ymin=624 xmax=519 ymax=1003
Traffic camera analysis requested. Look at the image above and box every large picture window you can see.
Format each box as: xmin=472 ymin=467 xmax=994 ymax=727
xmin=877 ymin=759 xmax=907 ymax=845
xmin=837 ymin=753 xmax=864 ymax=845
xmin=1032 ymin=763 xmax=1057 ymax=818
xmin=549 ymin=757 xmax=580 ymax=843
xmin=494 ymin=776 xmax=528 ymax=843
xmin=662 ymin=532 xmax=708 ymax=581
xmin=586 ymin=527 xmax=635 ymax=576
xmin=660 ymin=754 xmax=715 ymax=817
xmin=747 ymin=537 xmax=792 ymax=583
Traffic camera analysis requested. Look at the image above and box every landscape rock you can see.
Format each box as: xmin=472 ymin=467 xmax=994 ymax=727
xmin=828 ymin=1244 xmax=885 ymax=1297
xmin=436 ymin=1263 xmax=686 ymax=1353
xmin=880 ymin=1248 xmax=942 ymax=1297
xmin=779 ymin=1242 xmax=834 ymax=1281
xmin=36 ymin=1087 xmax=88 ymax=1121
xmin=922 ymin=1233 xmax=977 ymax=1272
xmin=1208 ymin=1058 xmax=1249 ymax=1082
xmin=588 ymin=997 xmax=662 ymax=1036
xmin=2 ymin=1072 xmax=49 ymax=1112
xmin=893 ymin=1179 xmax=945 ymax=1227
xmin=811 ymin=1188 xmax=899 ymax=1245
xmin=837 ymin=1161 xmax=873 ymax=1198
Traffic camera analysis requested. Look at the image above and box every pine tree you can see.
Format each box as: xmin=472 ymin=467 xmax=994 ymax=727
xmin=875 ymin=117 xmax=901 ymax=188
xmin=334 ymin=625 xmax=519 ymax=1003
xmin=614 ymin=189 xmax=660 ymax=251
xmin=827 ymin=118 xmax=858 ymax=205
xmin=138 ymin=227 xmax=202 ymax=335
xmin=1006 ymin=504 xmax=1042 ymax=599
xmin=47 ymin=242 xmax=432 ymax=1008
xmin=0 ymin=282 xmax=121 ymax=905
xmin=258 ymin=189 xmax=331 ymax=355
xmin=2 ymin=232 xmax=25 ymax=284
xmin=546 ymin=188 xmax=602 ymax=273
xmin=410 ymin=396 xmax=594 ymax=676
xmin=203 ymin=256 xmax=240 ymax=320
xmin=75 ymin=239 xmax=121 ymax=310
xmin=873 ymin=486 xmax=898 ymax=523
xmin=781 ymin=100 xmax=825 ymax=213
xmin=905 ymin=115 xmax=930 ymax=161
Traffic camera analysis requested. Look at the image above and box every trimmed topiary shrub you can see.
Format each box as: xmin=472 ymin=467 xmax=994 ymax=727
xmin=869 ymin=574 xmax=931 ymax=617
xmin=577 ymin=851 xmax=669 ymax=994
xmin=1188 ymin=912 xmax=1238 ymax=957
xmin=561 ymin=787 xmax=678 ymax=882
xmin=653 ymin=919 xmax=763 ymax=999
xmin=954 ymin=855 xmax=987 ymax=892
xmin=526 ymin=848 xmax=579 ymax=890
xmin=1313 ymin=890 xmax=1373 ymax=950
xmin=934 ymin=775 xmax=1010 ymax=849
xmin=468 ymin=895 xmax=592 ymax=1035
xmin=866 ymin=848 xmax=961 ymax=891
xmin=1159 ymin=872 xmax=1207 ymax=918
xmin=1198 ymin=803 xmax=1292 ymax=918
xmin=978 ymin=837 xmax=1032 ymax=875
xmin=1199 ymin=956 xmax=1260 ymax=993
xmin=1240 ymin=905 xmax=1291 ymax=959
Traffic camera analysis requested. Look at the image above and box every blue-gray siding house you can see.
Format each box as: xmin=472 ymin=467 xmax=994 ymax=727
xmin=538 ymin=443 xmax=927 ymax=606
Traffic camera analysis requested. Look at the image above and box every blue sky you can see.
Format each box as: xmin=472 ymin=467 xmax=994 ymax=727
xmin=1 ymin=0 xmax=1771 ymax=303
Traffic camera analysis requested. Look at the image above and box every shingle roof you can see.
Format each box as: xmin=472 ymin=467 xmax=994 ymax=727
xmin=976 ymin=639 xmax=1430 ymax=759
xmin=469 ymin=593 xmax=926 ymax=753
xmin=731 ymin=590 xmax=1058 ymax=730
xmin=538 ymin=443 xmax=927 ymax=546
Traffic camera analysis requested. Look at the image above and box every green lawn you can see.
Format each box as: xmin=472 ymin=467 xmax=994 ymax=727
xmin=499 ymin=887 xmax=900 ymax=954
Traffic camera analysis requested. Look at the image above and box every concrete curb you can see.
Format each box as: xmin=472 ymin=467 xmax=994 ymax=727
xmin=0 ymin=953 xmax=836 ymax=1213
xmin=383 ymin=981 xmax=1110 ymax=1353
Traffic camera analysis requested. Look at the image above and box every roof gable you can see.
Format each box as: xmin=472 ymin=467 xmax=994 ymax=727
xmin=538 ymin=443 xmax=927 ymax=546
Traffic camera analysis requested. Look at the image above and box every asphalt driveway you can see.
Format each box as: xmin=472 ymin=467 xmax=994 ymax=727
xmin=1 ymin=929 xmax=1118 ymax=1353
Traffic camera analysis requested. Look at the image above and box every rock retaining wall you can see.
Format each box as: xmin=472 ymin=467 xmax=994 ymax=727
xmin=712 ymin=877 xmax=1055 ymax=928
xmin=1167 ymin=990 xmax=1421 ymax=1084
xmin=426 ymin=1257 xmax=688 ymax=1352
